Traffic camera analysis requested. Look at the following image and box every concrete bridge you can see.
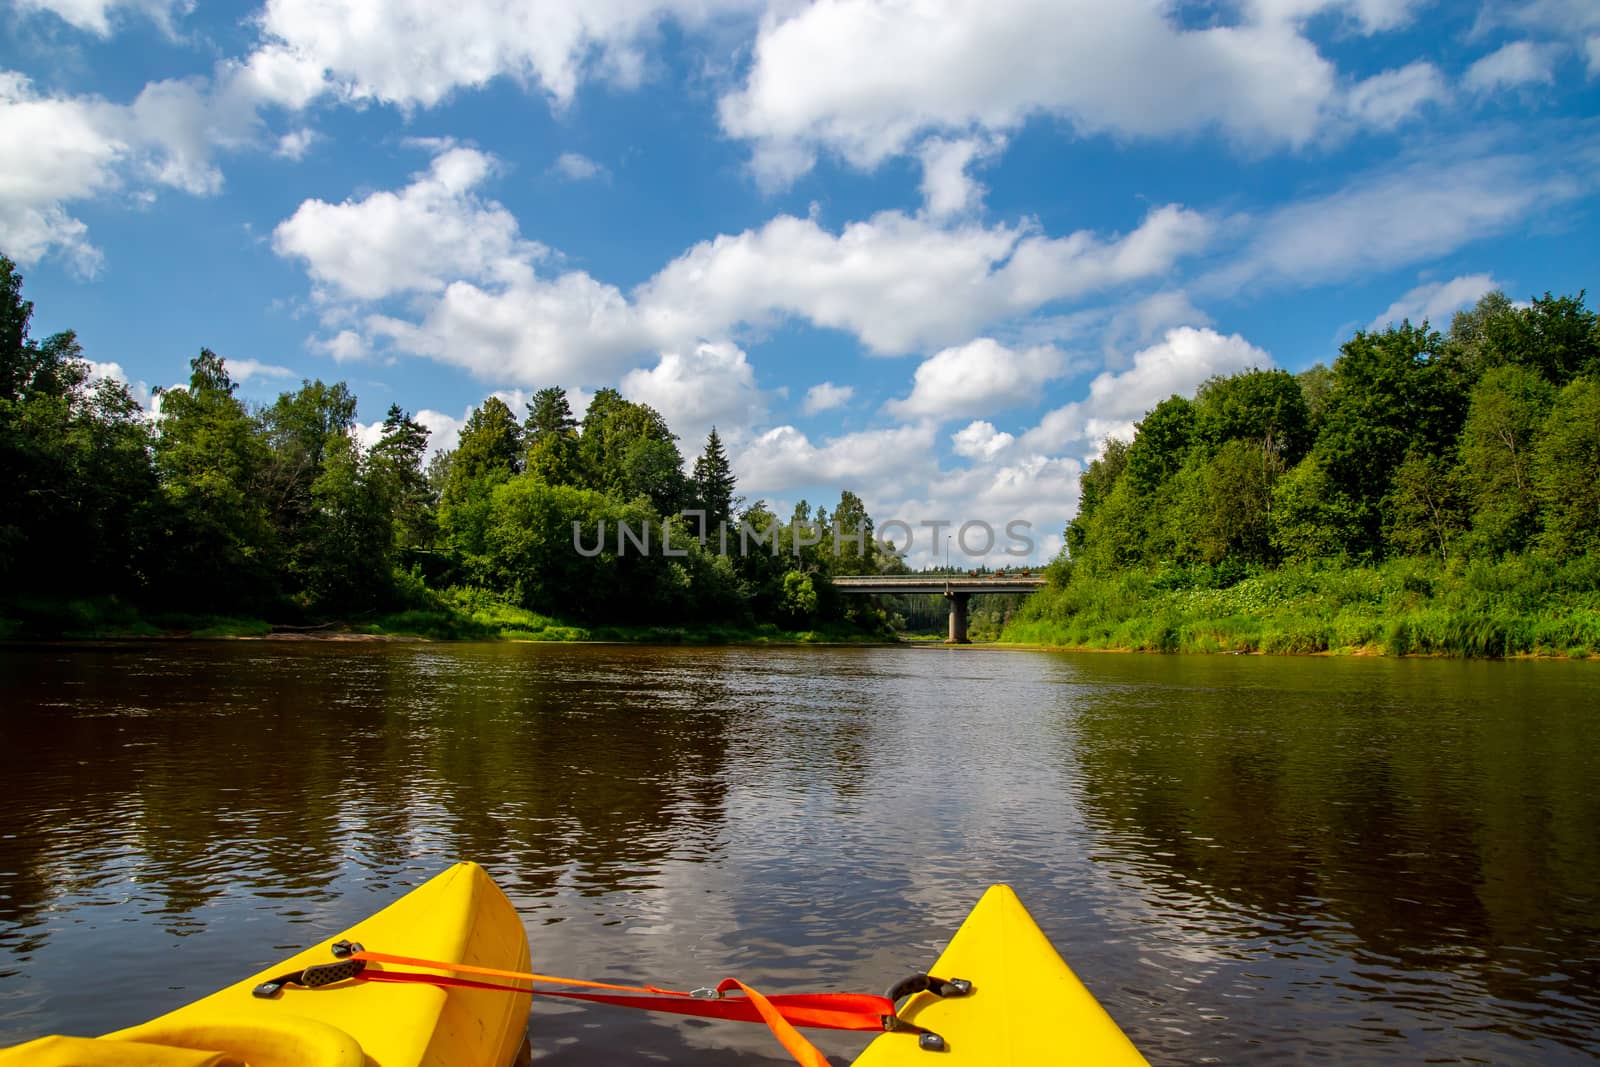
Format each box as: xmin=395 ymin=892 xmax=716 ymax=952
xmin=831 ymin=574 xmax=1046 ymax=643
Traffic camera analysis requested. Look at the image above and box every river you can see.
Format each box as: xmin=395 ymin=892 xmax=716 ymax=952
xmin=1 ymin=642 xmax=1596 ymax=1063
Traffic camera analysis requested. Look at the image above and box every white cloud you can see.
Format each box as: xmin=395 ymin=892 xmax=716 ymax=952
xmin=0 ymin=62 xmax=302 ymax=270
xmin=272 ymin=147 xmax=541 ymax=301
xmin=275 ymin=128 xmax=318 ymax=160
xmin=315 ymin=329 xmax=372 ymax=363
xmin=416 ymin=408 xmax=466 ymax=456
xmin=620 ymin=340 xmax=765 ymax=450
xmin=1212 ymin=151 xmax=1580 ymax=291
xmin=1464 ymin=41 xmax=1561 ymax=92
xmin=1589 ymin=36 xmax=1600 ymax=77
xmin=951 ymin=420 xmax=1013 ymax=459
xmin=1367 ymin=273 xmax=1502 ymax=331
xmin=122 ymin=77 xmax=232 ymax=195
xmin=1489 ymin=0 xmax=1600 ymax=35
xmin=352 ymin=418 xmax=387 ymax=452
xmin=225 ymin=357 xmax=296 ymax=382
xmin=12 ymin=0 xmax=191 ymax=36
xmin=886 ymin=338 xmax=1065 ymax=421
xmin=233 ymin=45 xmax=331 ymax=111
xmin=871 ymin=445 xmax=1084 ymax=566
xmin=1022 ymin=326 xmax=1272 ymax=452
xmin=719 ymin=0 xmax=1433 ymax=187
xmin=996 ymin=204 xmax=1214 ymax=311
xmin=638 ymin=210 xmax=1023 ymax=354
xmin=1344 ymin=62 xmax=1449 ymax=128
xmin=552 ymin=151 xmax=606 ymax=181
xmin=84 ymin=359 xmax=128 ymax=382
xmin=282 ymin=144 xmax=1216 ymax=382
xmin=1105 ymin=290 xmax=1214 ymax=356
xmin=0 ymin=73 xmax=124 ymax=272
xmin=1246 ymin=0 xmax=1425 ymax=33
xmin=641 ymin=202 xmax=1212 ymax=355
xmin=736 ymin=422 xmax=939 ymax=497
xmin=366 ymin=270 xmax=650 ymax=386
xmin=917 ymin=135 xmax=1003 ymax=219
xmin=802 ymin=381 xmax=853 ymax=415
xmin=243 ymin=0 xmax=758 ymax=111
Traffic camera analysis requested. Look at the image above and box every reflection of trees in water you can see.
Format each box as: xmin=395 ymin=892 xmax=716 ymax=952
xmin=406 ymin=646 xmax=733 ymax=897
xmin=0 ymin=643 xmax=733 ymax=953
xmin=1063 ymin=663 xmax=1600 ymax=1014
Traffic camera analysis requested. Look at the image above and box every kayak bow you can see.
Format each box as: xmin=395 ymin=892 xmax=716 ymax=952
xmin=0 ymin=867 xmax=1148 ymax=1065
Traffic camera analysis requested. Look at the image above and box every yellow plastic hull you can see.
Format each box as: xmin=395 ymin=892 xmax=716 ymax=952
xmin=853 ymin=885 xmax=1149 ymax=1066
xmin=3 ymin=872 xmax=1145 ymax=1066
xmin=0 ymin=862 xmax=532 ymax=1067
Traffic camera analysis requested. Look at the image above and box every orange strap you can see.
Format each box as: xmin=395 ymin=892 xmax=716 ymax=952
xmin=717 ymin=977 xmax=832 ymax=1067
xmin=342 ymin=951 xmax=894 ymax=1067
xmin=349 ymin=950 xmax=685 ymax=996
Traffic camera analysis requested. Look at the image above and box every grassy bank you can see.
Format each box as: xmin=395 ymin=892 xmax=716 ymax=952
xmin=361 ymin=587 xmax=891 ymax=643
xmin=1 ymin=587 xmax=894 ymax=646
xmin=1001 ymin=554 xmax=1600 ymax=658
xmin=0 ymin=597 xmax=275 ymax=640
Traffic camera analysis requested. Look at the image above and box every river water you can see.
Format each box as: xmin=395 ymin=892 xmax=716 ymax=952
xmin=1 ymin=642 xmax=1596 ymax=1064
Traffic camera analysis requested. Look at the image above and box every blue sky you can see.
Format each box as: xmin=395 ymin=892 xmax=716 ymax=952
xmin=3 ymin=0 xmax=1597 ymax=563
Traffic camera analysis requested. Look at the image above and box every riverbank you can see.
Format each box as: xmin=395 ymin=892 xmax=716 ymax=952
xmin=0 ymin=592 xmax=893 ymax=646
xmin=1001 ymin=554 xmax=1600 ymax=658
xmin=12 ymin=554 xmax=1598 ymax=658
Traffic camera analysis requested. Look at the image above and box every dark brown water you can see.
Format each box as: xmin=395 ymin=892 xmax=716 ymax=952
xmin=1 ymin=643 xmax=1596 ymax=1064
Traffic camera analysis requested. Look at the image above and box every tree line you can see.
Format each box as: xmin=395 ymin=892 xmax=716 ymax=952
xmin=1064 ymin=289 xmax=1600 ymax=579
xmin=0 ymin=254 xmax=899 ymax=632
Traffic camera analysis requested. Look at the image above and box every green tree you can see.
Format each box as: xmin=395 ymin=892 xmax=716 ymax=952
xmin=1297 ymin=363 xmax=1334 ymax=433
xmin=1066 ymin=437 xmax=1129 ymax=560
xmin=447 ymin=397 xmax=523 ymax=497
xmin=1457 ymin=364 xmax=1554 ymax=555
xmin=1192 ymin=369 xmax=1311 ymax=471
xmin=303 ymin=431 xmax=393 ymax=612
xmin=260 ymin=379 xmax=360 ymax=595
xmin=1 ymin=257 xmax=162 ymax=600
xmin=0 ymin=312 xmax=159 ymax=597
xmin=1125 ymin=396 xmax=1194 ymax=493
xmin=526 ymin=386 xmax=577 ymax=440
xmin=153 ymin=350 xmax=276 ymax=609
xmin=1475 ymin=291 xmax=1598 ymax=385
xmin=1384 ymin=453 xmax=1467 ymax=561
xmin=439 ymin=397 xmax=525 ymax=578
xmin=621 ymin=436 xmax=688 ymax=515
xmin=0 ymin=254 xmax=36 ymax=400
xmin=1313 ymin=322 xmax=1454 ymax=555
xmin=780 ymin=570 xmax=818 ymax=625
xmin=829 ymin=489 xmax=875 ymax=573
xmin=692 ymin=427 xmax=737 ymax=533
xmin=577 ymin=389 xmax=685 ymax=511
xmin=1076 ymin=475 xmax=1147 ymax=574
xmin=1531 ymin=376 xmax=1600 ymax=558
xmin=524 ymin=386 xmax=580 ymax=487
xmin=485 ymin=479 xmax=681 ymax=621
xmin=1441 ymin=290 xmax=1517 ymax=386
xmin=1269 ymin=456 xmax=1360 ymax=564
xmin=1168 ymin=440 xmax=1274 ymax=565
xmin=368 ymin=404 xmax=435 ymax=551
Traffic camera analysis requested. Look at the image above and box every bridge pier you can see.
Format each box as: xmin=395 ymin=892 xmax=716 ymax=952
xmin=945 ymin=591 xmax=971 ymax=644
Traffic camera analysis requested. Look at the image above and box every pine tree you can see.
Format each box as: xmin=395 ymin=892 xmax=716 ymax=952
xmin=525 ymin=386 xmax=577 ymax=442
xmin=524 ymin=386 xmax=580 ymax=486
xmin=369 ymin=404 xmax=434 ymax=550
xmin=692 ymin=427 xmax=736 ymax=533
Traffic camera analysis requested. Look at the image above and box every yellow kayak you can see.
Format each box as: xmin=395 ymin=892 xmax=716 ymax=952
xmin=1 ymin=866 xmax=1146 ymax=1066
xmin=854 ymin=885 xmax=1148 ymax=1065
xmin=0 ymin=863 xmax=531 ymax=1067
